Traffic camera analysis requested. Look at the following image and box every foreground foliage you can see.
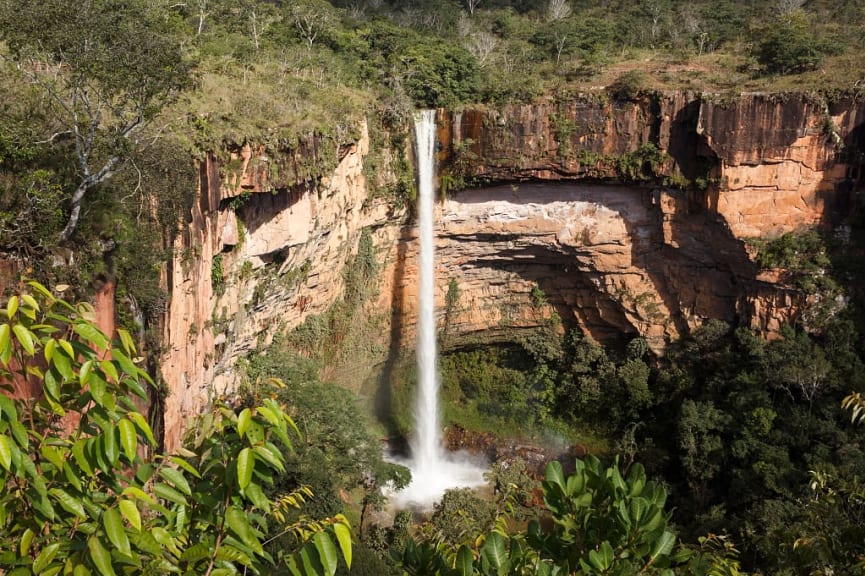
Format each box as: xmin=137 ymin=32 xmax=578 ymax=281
xmin=0 ymin=283 xmax=350 ymax=575
xmin=398 ymin=456 xmax=744 ymax=575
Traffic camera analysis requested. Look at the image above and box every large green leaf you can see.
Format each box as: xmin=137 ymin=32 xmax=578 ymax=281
xmin=0 ymin=323 xmax=11 ymax=365
xmin=313 ymin=532 xmax=338 ymax=576
xmin=159 ymin=466 xmax=192 ymax=496
xmin=237 ymin=447 xmax=254 ymax=490
xmin=237 ymin=408 xmax=251 ymax=439
xmin=32 ymin=542 xmax=60 ymax=574
xmin=103 ymin=507 xmax=131 ymax=557
xmin=153 ymin=482 xmax=188 ymax=507
xmin=481 ymin=532 xmax=508 ymax=571
xmin=253 ymin=444 xmax=284 ymax=473
xmin=225 ymin=506 xmax=264 ymax=555
xmin=649 ymin=531 xmax=677 ymax=563
xmin=545 ymin=461 xmax=565 ymax=490
xmin=119 ymin=499 xmax=141 ymax=532
xmin=19 ymin=528 xmax=35 ymax=557
xmin=49 ymin=487 xmax=87 ymax=519
xmin=455 ymin=545 xmax=474 ymax=576
xmin=74 ymin=322 xmax=109 ymax=351
xmin=127 ymin=412 xmax=156 ymax=446
xmin=0 ymin=435 xmax=12 ymax=470
xmin=116 ymin=328 xmax=136 ymax=356
xmin=118 ymin=419 xmax=137 ymax=462
xmin=12 ymin=324 xmax=35 ymax=355
xmin=587 ymin=541 xmax=614 ymax=572
xmin=87 ymin=535 xmax=116 ymax=576
xmin=6 ymin=295 xmax=18 ymax=319
xmin=333 ymin=516 xmax=352 ymax=570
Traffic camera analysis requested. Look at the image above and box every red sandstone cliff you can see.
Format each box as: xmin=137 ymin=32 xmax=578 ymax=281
xmin=158 ymin=92 xmax=865 ymax=447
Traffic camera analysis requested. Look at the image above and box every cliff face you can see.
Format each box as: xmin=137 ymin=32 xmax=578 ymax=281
xmin=160 ymin=122 xmax=406 ymax=449
xmin=159 ymin=92 xmax=865 ymax=446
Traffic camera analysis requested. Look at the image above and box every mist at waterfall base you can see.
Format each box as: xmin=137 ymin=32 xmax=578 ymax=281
xmin=387 ymin=111 xmax=487 ymax=509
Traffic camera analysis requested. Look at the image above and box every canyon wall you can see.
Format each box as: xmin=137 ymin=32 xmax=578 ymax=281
xmin=159 ymin=92 xmax=865 ymax=446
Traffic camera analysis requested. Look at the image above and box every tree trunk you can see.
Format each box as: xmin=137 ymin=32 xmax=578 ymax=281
xmin=59 ymin=183 xmax=89 ymax=242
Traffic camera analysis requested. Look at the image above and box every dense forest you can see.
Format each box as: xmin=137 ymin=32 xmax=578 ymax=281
xmin=1 ymin=0 xmax=865 ymax=575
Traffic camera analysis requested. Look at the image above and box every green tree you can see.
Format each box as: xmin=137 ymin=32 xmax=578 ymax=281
xmin=756 ymin=9 xmax=823 ymax=75
xmin=398 ymin=456 xmax=746 ymax=575
xmin=0 ymin=282 xmax=350 ymax=575
xmin=0 ymin=0 xmax=193 ymax=241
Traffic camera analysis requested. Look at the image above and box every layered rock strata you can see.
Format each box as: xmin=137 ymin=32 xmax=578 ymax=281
xmin=159 ymin=93 xmax=865 ymax=446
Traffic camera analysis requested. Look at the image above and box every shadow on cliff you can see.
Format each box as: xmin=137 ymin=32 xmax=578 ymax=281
xmin=449 ymin=180 xmax=760 ymax=347
xmin=373 ymin=226 xmax=411 ymax=438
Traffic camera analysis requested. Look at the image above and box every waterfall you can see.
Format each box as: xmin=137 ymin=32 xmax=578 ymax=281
xmin=389 ymin=111 xmax=486 ymax=509
xmin=412 ymin=109 xmax=443 ymax=477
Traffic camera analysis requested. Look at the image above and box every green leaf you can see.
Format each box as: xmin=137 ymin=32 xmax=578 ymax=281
xmin=545 ymin=460 xmax=565 ymax=489
xmin=455 ymin=545 xmax=474 ymax=576
xmin=12 ymin=324 xmax=35 ymax=355
xmin=100 ymin=425 xmax=119 ymax=467
xmin=0 ymin=324 xmax=10 ymax=365
xmin=214 ymin=544 xmax=253 ymax=567
xmin=118 ymin=419 xmax=137 ymax=462
xmin=117 ymin=328 xmax=136 ymax=356
xmin=74 ymin=322 xmax=109 ymax=351
xmin=168 ymin=456 xmax=201 ymax=479
xmin=333 ymin=514 xmax=352 ymax=570
xmin=243 ymin=482 xmax=270 ymax=511
xmin=0 ymin=393 xmax=16 ymax=421
xmin=127 ymin=412 xmax=156 ymax=446
xmin=57 ymin=338 xmax=74 ymax=360
xmin=9 ymin=419 xmax=28 ymax=449
xmin=481 ymin=532 xmax=507 ymax=570
xmin=237 ymin=408 xmax=251 ymax=438
xmin=40 ymin=444 xmax=65 ymax=470
xmin=73 ymin=565 xmax=92 ymax=576
xmin=87 ymin=535 xmax=116 ymax=576
xmin=649 ymin=531 xmax=677 ymax=563
xmin=0 ymin=435 xmax=12 ymax=471
xmin=313 ymin=532 xmax=338 ymax=576
xmin=7 ymin=295 xmax=18 ymax=319
xmin=52 ymin=351 xmax=73 ymax=381
xmin=43 ymin=369 xmax=61 ymax=403
xmin=588 ymin=541 xmax=614 ymax=572
xmin=111 ymin=349 xmax=137 ymax=378
xmin=237 ymin=447 xmax=254 ymax=490
xmin=21 ymin=293 xmax=39 ymax=312
xmin=153 ymin=482 xmax=188 ymax=507
xmin=159 ymin=466 xmax=192 ymax=496
xmin=225 ymin=506 xmax=264 ymax=555
xmin=99 ymin=360 xmax=118 ymax=383
xmin=103 ymin=507 xmax=131 ymax=557
xmin=253 ymin=444 xmax=284 ymax=473
xmin=20 ymin=528 xmax=35 ymax=557
xmin=32 ymin=542 xmax=60 ymax=574
xmin=50 ymin=487 xmax=87 ymax=518
xmin=80 ymin=359 xmax=93 ymax=386
xmin=119 ymin=499 xmax=141 ymax=532
xmin=63 ymin=461 xmax=83 ymax=492
xmin=44 ymin=337 xmax=56 ymax=363
xmin=72 ymin=439 xmax=95 ymax=477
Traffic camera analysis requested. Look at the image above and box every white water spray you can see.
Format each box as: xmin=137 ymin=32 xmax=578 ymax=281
xmin=413 ymin=109 xmax=443 ymax=477
xmin=391 ymin=110 xmax=486 ymax=509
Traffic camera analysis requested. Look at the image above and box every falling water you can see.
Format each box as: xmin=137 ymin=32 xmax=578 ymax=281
xmin=412 ymin=108 xmax=443 ymax=476
xmin=391 ymin=110 xmax=486 ymax=509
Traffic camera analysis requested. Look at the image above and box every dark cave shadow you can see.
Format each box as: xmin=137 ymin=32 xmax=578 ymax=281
xmin=374 ymin=225 xmax=411 ymax=442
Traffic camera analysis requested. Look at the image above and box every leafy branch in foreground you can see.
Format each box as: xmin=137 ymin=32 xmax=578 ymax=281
xmin=0 ymin=281 xmax=350 ymax=575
